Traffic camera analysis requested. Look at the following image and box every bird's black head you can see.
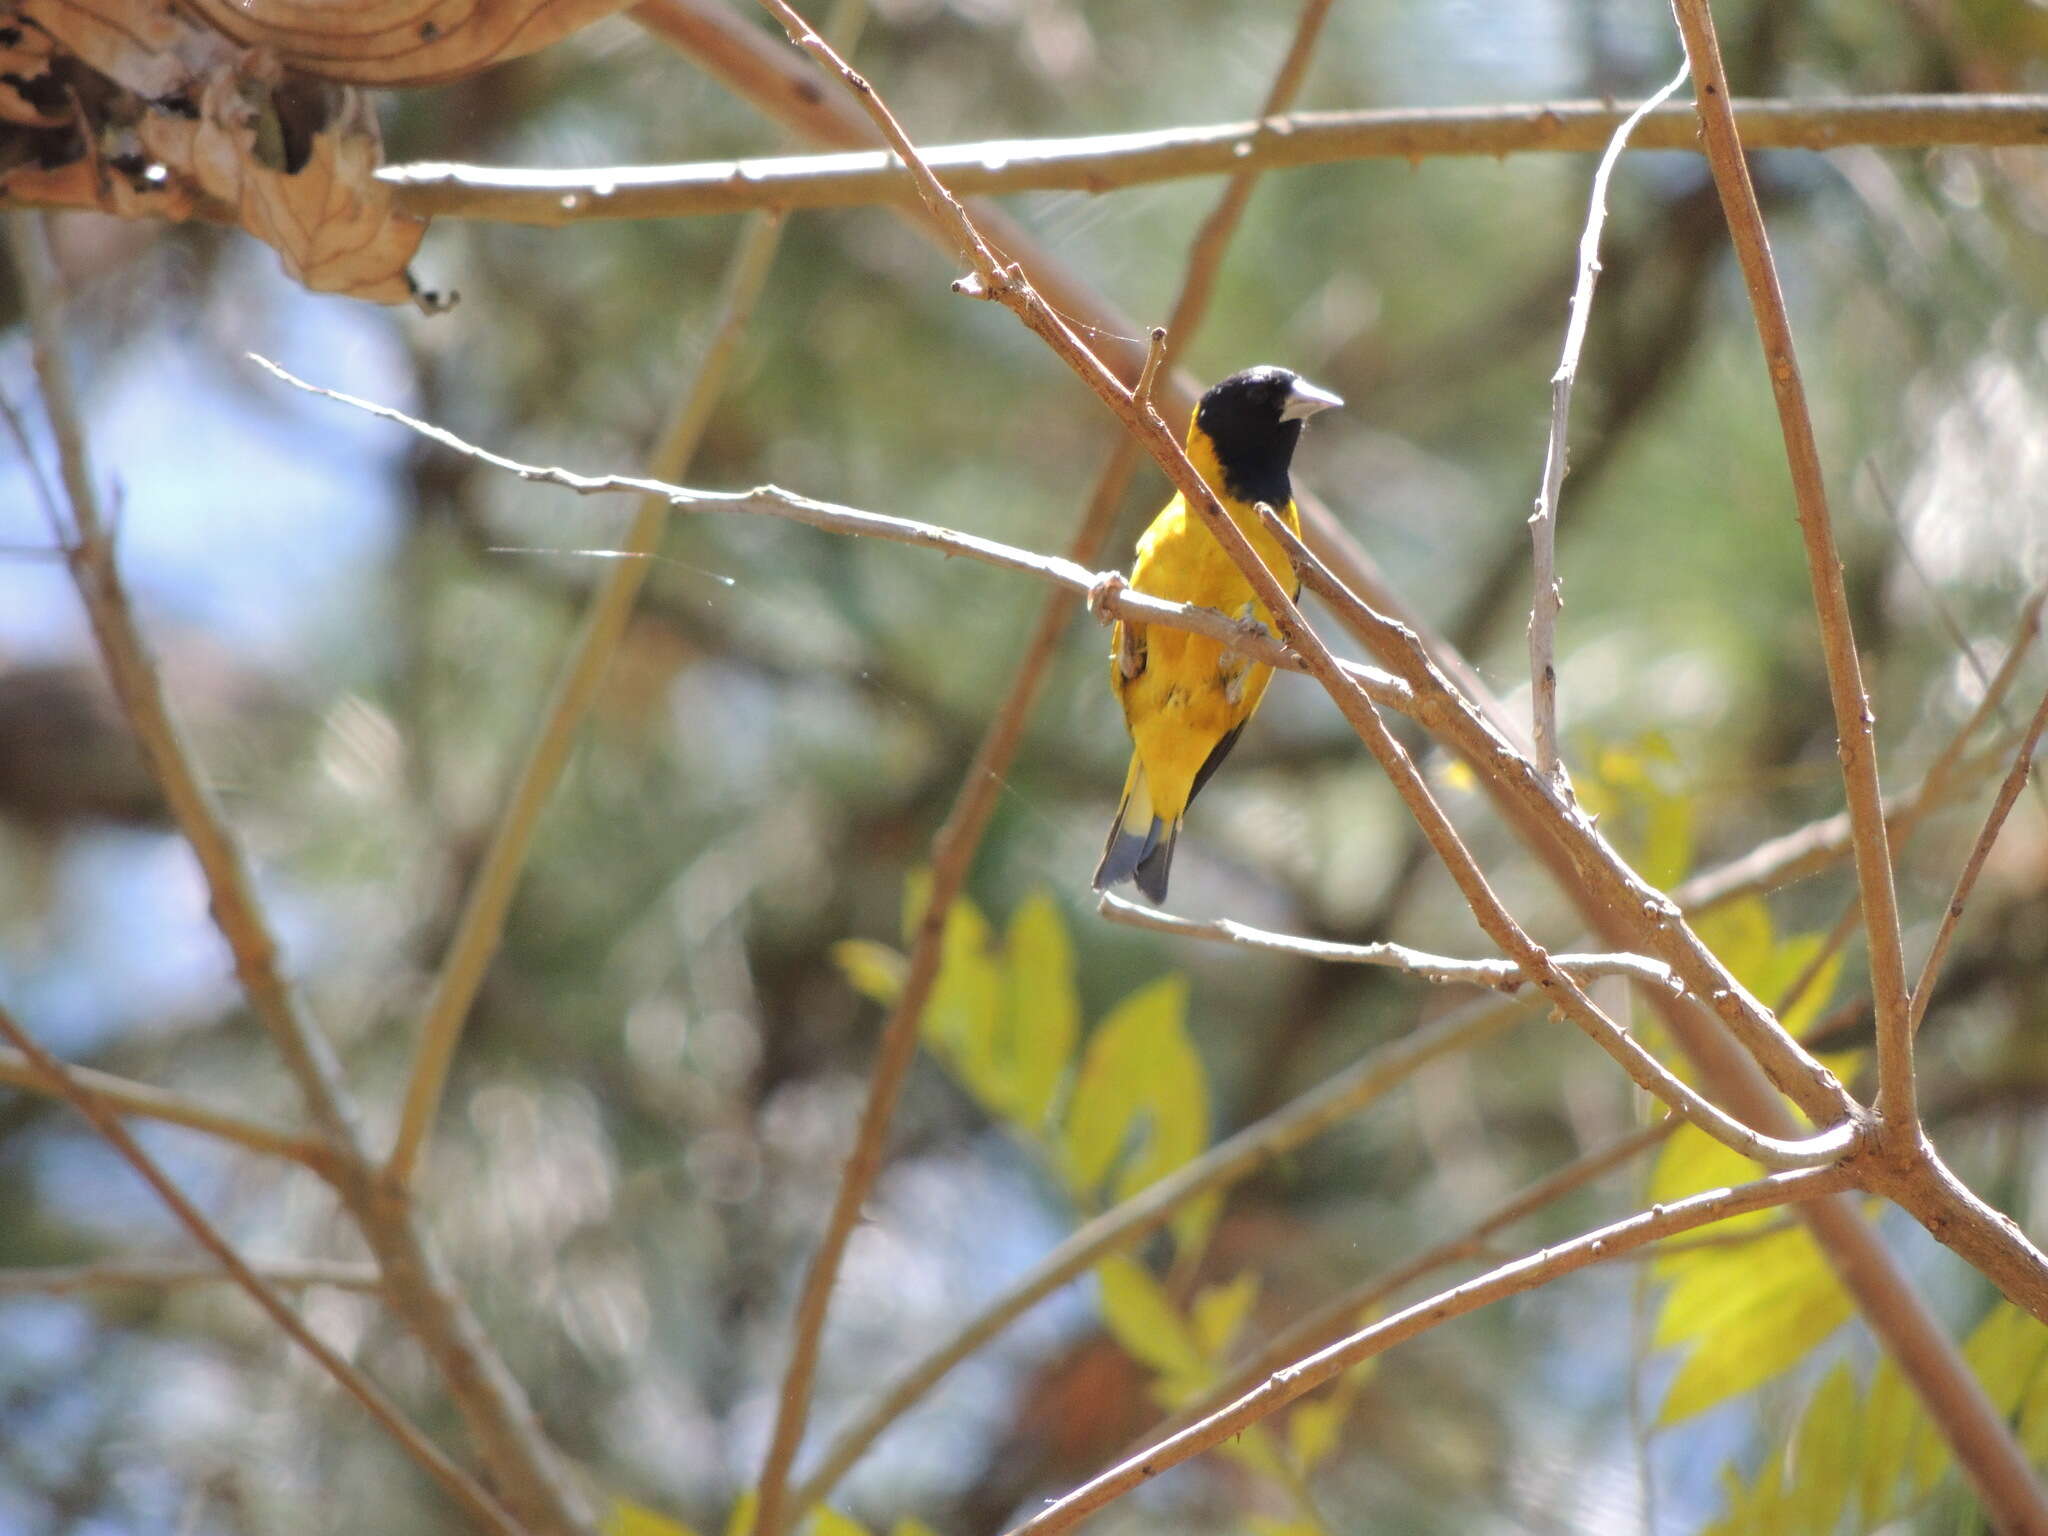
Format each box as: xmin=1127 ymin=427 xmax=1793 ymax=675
xmin=1191 ymin=366 xmax=1343 ymax=508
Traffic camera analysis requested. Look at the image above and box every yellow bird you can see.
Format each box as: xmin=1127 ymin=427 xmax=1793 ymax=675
xmin=1094 ymin=366 xmax=1343 ymax=902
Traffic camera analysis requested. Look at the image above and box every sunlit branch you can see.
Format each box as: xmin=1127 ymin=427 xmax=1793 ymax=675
xmin=1528 ymin=61 xmax=1691 ymax=782
xmin=1097 ymin=891 xmax=1684 ymax=994
xmin=249 ymin=355 xmax=1414 ymax=714
xmin=380 ymin=95 xmax=2048 ymax=225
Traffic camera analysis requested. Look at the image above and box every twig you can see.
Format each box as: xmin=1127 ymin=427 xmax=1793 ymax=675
xmin=1002 ymin=1162 xmax=1855 ymax=1536
xmin=1133 ymin=327 xmax=1168 ymax=420
xmin=789 ymin=988 xmax=1532 ymax=1511
xmin=8 ymin=212 xmax=590 ymax=1536
xmin=1247 ymin=503 xmax=1850 ymax=1171
xmin=1528 ymin=61 xmax=1691 ymax=783
xmin=749 ymin=9 xmax=1332 ymax=1530
xmin=385 ymin=203 xmax=794 ymax=1191
xmin=1670 ymin=0 xmax=1915 ymax=1133
xmin=1096 ymin=891 xmax=1684 ymax=994
xmin=376 ymin=95 xmax=2048 ymax=225
xmin=0 ymin=1048 xmax=331 ymax=1172
xmin=0 ymin=1260 xmax=383 ymax=1295
xmin=249 ymin=353 xmax=1413 ymax=712
xmin=0 ymin=1003 xmax=517 ymax=1536
xmin=1909 ymin=684 xmax=2048 ymax=1034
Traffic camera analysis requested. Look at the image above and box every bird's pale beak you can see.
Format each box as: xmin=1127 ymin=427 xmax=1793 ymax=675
xmin=1280 ymin=377 xmax=1345 ymax=421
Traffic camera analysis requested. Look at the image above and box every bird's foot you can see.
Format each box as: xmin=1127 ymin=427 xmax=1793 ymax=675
xmin=1086 ymin=570 xmax=1129 ymax=625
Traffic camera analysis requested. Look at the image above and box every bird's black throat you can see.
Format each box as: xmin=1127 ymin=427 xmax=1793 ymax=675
xmin=1194 ymin=371 xmax=1307 ymax=509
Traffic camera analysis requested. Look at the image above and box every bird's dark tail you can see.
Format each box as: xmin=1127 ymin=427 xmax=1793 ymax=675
xmin=1094 ymin=757 xmax=1179 ymax=902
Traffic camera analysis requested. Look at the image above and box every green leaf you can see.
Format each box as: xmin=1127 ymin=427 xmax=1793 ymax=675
xmin=1654 ymin=1222 xmax=1852 ymax=1424
xmin=806 ymin=1510 xmax=871 ymax=1536
xmin=608 ymin=1499 xmax=701 ymax=1536
xmin=1189 ymin=1271 xmax=1260 ymax=1361
xmin=831 ymin=939 xmax=907 ymax=1005
xmin=724 ymin=1494 xmax=758 ymax=1536
xmin=1001 ymin=890 xmax=1080 ymax=1128
xmin=1058 ymin=975 xmax=1208 ymax=1241
xmin=1095 ymin=1254 xmax=1205 ymax=1380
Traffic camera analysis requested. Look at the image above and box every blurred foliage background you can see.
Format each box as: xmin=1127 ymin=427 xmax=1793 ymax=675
xmin=2 ymin=0 xmax=2048 ymax=1530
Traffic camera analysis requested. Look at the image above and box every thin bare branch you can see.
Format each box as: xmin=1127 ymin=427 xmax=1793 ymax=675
xmin=1909 ymin=684 xmax=2048 ymax=1034
xmin=386 ymin=203 xmax=794 ymax=1191
xmin=1097 ymin=891 xmax=1684 ymax=994
xmin=0 ymin=1003 xmax=517 ymax=1536
xmin=1004 ymin=1162 xmax=1855 ymax=1536
xmin=1529 ymin=61 xmax=1691 ymax=782
xmin=379 ymin=95 xmax=2048 ymax=225
xmin=0 ymin=1260 xmax=383 ymax=1296
xmin=250 ymin=353 xmax=1413 ymax=712
xmin=790 ymin=988 xmax=1533 ymax=1511
xmin=1671 ymin=0 xmax=1914 ymax=1132
xmin=0 ymin=1048 xmax=331 ymax=1172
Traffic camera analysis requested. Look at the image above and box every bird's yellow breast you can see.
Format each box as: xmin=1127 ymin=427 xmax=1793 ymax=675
xmin=1108 ymin=431 xmax=1300 ymax=824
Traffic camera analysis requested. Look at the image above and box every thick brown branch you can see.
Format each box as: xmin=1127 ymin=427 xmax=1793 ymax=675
xmin=380 ymin=95 xmax=2048 ymax=224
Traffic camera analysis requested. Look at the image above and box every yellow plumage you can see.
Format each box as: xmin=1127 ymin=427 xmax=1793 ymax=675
xmin=1094 ymin=367 xmax=1339 ymax=901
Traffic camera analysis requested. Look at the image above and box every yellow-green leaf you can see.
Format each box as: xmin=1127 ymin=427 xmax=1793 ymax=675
xmin=832 ymin=939 xmax=907 ymax=1006
xmin=806 ymin=1510 xmax=870 ymax=1536
xmin=1655 ymin=1223 xmax=1852 ymax=1424
xmin=1096 ymin=1254 xmax=1205 ymax=1380
xmin=1059 ymin=975 xmax=1207 ymax=1221
xmin=1190 ymin=1271 xmax=1260 ymax=1361
xmin=920 ymin=895 xmax=1006 ymax=1113
xmin=888 ymin=1522 xmax=942 ymax=1536
xmin=1002 ymin=890 xmax=1080 ymax=1128
xmin=608 ymin=1499 xmax=701 ymax=1536
xmin=724 ymin=1494 xmax=758 ymax=1536
xmin=1288 ymin=1394 xmax=1346 ymax=1474
xmin=901 ymin=868 xmax=933 ymax=945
